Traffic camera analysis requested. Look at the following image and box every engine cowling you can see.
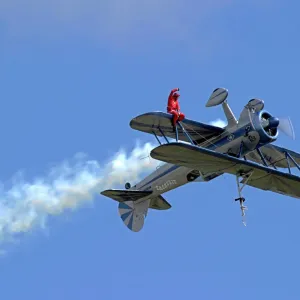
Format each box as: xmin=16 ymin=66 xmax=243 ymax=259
xmin=239 ymin=99 xmax=279 ymax=145
xmin=252 ymin=110 xmax=279 ymax=144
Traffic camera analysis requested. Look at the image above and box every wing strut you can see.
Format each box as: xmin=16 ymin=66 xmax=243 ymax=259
xmin=256 ymin=148 xmax=268 ymax=166
xmin=152 ymin=130 xmax=162 ymax=145
xmin=177 ymin=121 xmax=196 ymax=145
xmin=156 ymin=121 xmax=197 ymax=145
xmin=285 ymin=151 xmax=300 ymax=174
xmin=158 ymin=127 xmax=170 ymax=144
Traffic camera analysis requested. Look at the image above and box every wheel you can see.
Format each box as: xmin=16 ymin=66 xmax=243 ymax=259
xmin=186 ymin=170 xmax=200 ymax=182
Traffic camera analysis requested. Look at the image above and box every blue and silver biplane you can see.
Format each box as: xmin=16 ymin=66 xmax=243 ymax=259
xmin=101 ymin=88 xmax=300 ymax=231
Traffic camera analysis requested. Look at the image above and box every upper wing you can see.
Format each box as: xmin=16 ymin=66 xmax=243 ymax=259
xmin=150 ymin=142 xmax=300 ymax=199
xmin=130 ymin=112 xmax=225 ymax=144
xmin=245 ymin=144 xmax=300 ymax=169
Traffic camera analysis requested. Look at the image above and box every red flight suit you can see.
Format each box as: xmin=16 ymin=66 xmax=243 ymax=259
xmin=167 ymin=88 xmax=185 ymax=127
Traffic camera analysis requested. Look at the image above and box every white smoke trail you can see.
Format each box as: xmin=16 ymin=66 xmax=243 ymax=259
xmin=0 ymin=119 xmax=227 ymax=249
xmin=209 ymin=118 xmax=227 ymax=128
xmin=0 ymin=141 xmax=159 ymax=246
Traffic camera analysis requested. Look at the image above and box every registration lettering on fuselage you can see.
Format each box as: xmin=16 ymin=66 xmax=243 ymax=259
xmin=155 ymin=180 xmax=177 ymax=191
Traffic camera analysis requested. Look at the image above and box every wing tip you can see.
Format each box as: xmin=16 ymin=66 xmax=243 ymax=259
xmin=100 ymin=189 xmax=111 ymax=196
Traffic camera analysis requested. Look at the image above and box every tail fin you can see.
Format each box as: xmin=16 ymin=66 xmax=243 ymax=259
xmin=101 ymin=189 xmax=171 ymax=232
xmin=118 ymin=200 xmax=150 ymax=232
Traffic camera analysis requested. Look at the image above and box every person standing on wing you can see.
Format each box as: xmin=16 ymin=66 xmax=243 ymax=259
xmin=167 ymin=88 xmax=185 ymax=129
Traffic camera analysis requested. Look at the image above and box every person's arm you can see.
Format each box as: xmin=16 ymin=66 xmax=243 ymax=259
xmin=168 ymin=88 xmax=179 ymax=100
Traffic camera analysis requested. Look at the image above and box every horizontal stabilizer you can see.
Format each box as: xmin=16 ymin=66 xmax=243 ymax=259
xmin=101 ymin=189 xmax=171 ymax=210
xmin=101 ymin=189 xmax=172 ymax=232
xmin=101 ymin=189 xmax=152 ymax=202
xmin=149 ymin=195 xmax=172 ymax=210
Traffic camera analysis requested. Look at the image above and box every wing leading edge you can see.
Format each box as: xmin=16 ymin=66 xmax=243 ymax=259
xmin=150 ymin=143 xmax=300 ymax=199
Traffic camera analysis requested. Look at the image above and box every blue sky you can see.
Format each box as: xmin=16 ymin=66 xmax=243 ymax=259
xmin=1 ymin=0 xmax=300 ymax=299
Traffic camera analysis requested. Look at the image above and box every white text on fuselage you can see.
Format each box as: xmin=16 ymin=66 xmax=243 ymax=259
xmin=155 ymin=180 xmax=177 ymax=191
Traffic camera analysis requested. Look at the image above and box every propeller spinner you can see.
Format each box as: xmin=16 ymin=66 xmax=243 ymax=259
xmin=262 ymin=116 xmax=295 ymax=140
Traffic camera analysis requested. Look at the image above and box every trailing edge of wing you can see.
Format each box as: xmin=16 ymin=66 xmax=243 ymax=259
xmin=150 ymin=142 xmax=300 ymax=199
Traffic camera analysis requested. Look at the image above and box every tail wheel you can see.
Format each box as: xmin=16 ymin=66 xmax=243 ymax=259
xmin=187 ymin=170 xmax=200 ymax=182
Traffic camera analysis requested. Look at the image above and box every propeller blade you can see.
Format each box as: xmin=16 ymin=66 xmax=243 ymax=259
xmin=278 ymin=117 xmax=295 ymax=140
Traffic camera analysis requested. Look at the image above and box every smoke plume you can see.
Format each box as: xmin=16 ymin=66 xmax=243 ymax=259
xmin=0 ymin=118 xmax=224 ymax=250
xmin=209 ymin=119 xmax=227 ymax=128
xmin=0 ymin=141 xmax=158 ymax=247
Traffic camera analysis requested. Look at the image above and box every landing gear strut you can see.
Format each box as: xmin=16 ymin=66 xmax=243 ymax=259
xmin=235 ymin=171 xmax=253 ymax=226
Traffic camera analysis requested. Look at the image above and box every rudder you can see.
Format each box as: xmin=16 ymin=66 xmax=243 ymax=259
xmin=118 ymin=199 xmax=150 ymax=232
xmin=101 ymin=189 xmax=172 ymax=232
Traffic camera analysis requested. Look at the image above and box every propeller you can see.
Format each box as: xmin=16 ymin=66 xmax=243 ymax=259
xmin=278 ymin=117 xmax=295 ymax=140
xmin=262 ymin=116 xmax=295 ymax=140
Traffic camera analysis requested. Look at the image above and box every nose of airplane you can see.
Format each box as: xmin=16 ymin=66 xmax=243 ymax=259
xmin=268 ymin=117 xmax=280 ymax=128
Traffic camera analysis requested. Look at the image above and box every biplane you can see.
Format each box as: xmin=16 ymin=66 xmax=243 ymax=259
xmin=101 ymin=88 xmax=300 ymax=231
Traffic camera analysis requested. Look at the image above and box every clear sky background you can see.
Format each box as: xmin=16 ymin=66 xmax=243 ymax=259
xmin=1 ymin=0 xmax=300 ymax=299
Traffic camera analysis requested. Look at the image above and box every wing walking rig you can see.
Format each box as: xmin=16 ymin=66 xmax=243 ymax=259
xmin=101 ymin=88 xmax=300 ymax=231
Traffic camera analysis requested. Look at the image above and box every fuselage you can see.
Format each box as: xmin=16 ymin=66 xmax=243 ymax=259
xmin=130 ymin=107 xmax=279 ymax=199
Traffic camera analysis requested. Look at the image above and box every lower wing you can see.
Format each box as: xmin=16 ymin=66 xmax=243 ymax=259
xmin=150 ymin=143 xmax=300 ymax=199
